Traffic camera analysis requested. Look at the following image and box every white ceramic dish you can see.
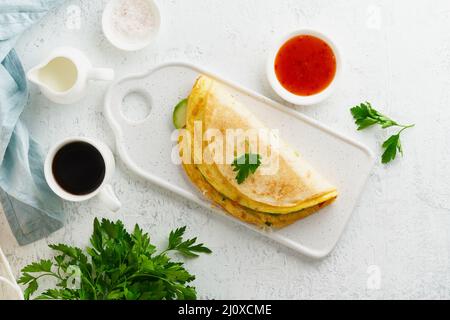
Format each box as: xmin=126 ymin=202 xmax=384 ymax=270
xmin=267 ymin=29 xmax=342 ymax=106
xmin=102 ymin=0 xmax=161 ymax=51
xmin=104 ymin=62 xmax=374 ymax=259
xmin=0 ymin=247 xmax=23 ymax=300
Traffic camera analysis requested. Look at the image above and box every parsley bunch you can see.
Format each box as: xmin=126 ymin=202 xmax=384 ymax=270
xmin=350 ymin=102 xmax=415 ymax=164
xmin=231 ymin=153 xmax=262 ymax=184
xmin=18 ymin=218 xmax=211 ymax=300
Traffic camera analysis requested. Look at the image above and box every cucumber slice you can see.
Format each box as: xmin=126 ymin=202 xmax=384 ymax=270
xmin=173 ymin=98 xmax=188 ymax=129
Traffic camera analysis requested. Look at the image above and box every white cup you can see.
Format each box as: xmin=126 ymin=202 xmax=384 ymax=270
xmin=44 ymin=137 xmax=121 ymax=211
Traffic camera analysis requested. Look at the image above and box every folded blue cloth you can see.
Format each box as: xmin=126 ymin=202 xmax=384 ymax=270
xmin=0 ymin=1 xmax=66 ymax=245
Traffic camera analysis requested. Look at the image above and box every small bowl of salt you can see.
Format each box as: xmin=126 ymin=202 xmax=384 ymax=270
xmin=102 ymin=0 xmax=161 ymax=51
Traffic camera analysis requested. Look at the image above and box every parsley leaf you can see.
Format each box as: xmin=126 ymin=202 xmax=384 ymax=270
xmin=23 ymin=279 xmax=38 ymax=300
xmin=21 ymin=259 xmax=53 ymax=273
xmin=350 ymin=102 xmax=414 ymax=164
xmin=19 ymin=218 xmax=211 ymax=300
xmin=381 ymin=134 xmax=401 ymax=164
xmin=231 ymin=153 xmax=262 ymax=184
xmin=350 ymin=102 xmax=398 ymax=130
xmin=166 ymin=227 xmax=212 ymax=257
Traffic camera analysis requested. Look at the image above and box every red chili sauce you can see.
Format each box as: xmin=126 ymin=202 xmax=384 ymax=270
xmin=274 ymin=35 xmax=336 ymax=96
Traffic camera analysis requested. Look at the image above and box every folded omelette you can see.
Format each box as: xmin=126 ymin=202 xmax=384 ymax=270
xmin=179 ymin=75 xmax=337 ymax=228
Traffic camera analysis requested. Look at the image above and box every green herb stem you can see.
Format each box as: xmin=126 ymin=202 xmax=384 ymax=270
xmin=398 ymin=124 xmax=415 ymax=130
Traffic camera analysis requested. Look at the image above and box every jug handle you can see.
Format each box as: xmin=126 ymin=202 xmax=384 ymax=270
xmin=89 ymin=68 xmax=115 ymax=81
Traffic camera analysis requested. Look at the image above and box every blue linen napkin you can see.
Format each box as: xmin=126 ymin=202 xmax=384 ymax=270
xmin=0 ymin=0 xmax=66 ymax=245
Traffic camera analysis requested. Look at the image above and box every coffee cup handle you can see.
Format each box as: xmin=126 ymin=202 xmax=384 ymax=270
xmin=97 ymin=184 xmax=121 ymax=212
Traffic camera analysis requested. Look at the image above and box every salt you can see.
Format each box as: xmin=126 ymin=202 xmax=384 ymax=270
xmin=110 ymin=0 xmax=156 ymax=41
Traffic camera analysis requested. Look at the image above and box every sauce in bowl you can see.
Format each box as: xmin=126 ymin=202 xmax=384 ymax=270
xmin=274 ymin=35 xmax=336 ymax=96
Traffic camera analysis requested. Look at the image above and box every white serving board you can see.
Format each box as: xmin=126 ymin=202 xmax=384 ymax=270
xmin=104 ymin=62 xmax=375 ymax=259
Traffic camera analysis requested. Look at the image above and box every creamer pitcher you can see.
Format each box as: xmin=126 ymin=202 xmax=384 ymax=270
xmin=27 ymin=47 xmax=114 ymax=104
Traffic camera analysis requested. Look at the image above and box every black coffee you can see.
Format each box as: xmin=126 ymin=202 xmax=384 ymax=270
xmin=52 ymin=142 xmax=106 ymax=195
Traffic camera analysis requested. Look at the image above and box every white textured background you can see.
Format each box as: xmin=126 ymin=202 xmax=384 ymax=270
xmin=1 ymin=0 xmax=449 ymax=299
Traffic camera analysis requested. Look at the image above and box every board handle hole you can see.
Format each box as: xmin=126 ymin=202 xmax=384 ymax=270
xmin=121 ymin=90 xmax=152 ymax=123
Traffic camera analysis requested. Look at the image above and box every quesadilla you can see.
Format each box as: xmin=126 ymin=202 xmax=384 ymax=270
xmin=178 ymin=75 xmax=337 ymax=228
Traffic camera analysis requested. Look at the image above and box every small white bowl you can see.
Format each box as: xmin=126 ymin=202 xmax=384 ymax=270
xmin=267 ymin=29 xmax=341 ymax=106
xmin=102 ymin=0 xmax=161 ymax=51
